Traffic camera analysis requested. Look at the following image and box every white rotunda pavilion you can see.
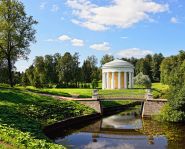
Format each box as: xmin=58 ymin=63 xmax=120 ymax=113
xmin=102 ymin=59 xmax=134 ymax=89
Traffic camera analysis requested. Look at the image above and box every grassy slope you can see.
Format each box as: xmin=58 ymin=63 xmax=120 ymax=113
xmin=0 ymin=88 xmax=96 ymax=149
xmin=152 ymin=83 xmax=169 ymax=99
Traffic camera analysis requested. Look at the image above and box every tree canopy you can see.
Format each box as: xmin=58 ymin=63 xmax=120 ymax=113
xmin=0 ymin=0 xmax=37 ymax=86
xmin=159 ymin=50 xmax=185 ymax=122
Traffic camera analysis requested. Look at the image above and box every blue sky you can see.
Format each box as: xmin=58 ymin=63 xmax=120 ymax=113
xmin=16 ymin=0 xmax=185 ymax=72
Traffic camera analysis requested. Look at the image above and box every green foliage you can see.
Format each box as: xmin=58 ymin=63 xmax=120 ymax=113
xmin=0 ymin=88 xmax=95 ymax=148
xmin=151 ymin=53 xmax=164 ymax=82
xmin=152 ymin=83 xmax=169 ymax=99
xmin=160 ymin=50 xmax=185 ymax=86
xmin=123 ymin=53 xmax=164 ymax=82
xmin=100 ymin=54 xmax=114 ymax=66
xmin=91 ymin=79 xmax=98 ymax=89
xmin=157 ymin=104 xmax=185 ymax=122
xmin=159 ymin=50 xmax=185 ymax=122
xmin=21 ymin=73 xmax=29 ymax=87
xmin=0 ymin=0 xmax=37 ymax=87
xmin=168 ymin=86 xmax=185 ymax=111
xmin=134 ymin=72 xmax=151 ymax=89
xmin=81 ymin=59 xmax=93 ymax=83
xmin=0 ymin=124 xmax=63 ymax=149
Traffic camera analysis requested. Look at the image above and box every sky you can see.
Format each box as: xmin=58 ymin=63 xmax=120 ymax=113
xmin=16 ymin=0 xmax=185 ymax=72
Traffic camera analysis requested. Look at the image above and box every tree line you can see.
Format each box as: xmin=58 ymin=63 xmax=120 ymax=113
xmin=22 ymin=53 xmax=102 ymax=88
xmin=158 ymin=50 xmax=185 ymax=122
xmin=0 ymin=51 xmax=165 ymax=88
xmin=122 ymin=53 xmax=164 ymax=82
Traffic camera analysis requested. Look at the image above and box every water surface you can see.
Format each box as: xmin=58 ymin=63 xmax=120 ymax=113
xmin=49 ymin=107 xmax=185 ymax=149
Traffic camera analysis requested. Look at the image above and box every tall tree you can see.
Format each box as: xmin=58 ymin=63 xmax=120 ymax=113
xmin=100 ymin=54 xmax=114 ymax=66
xmin=44 ymin=55 xmax=55 ymax=84
xmin=58 ymin=52 xmax=74 ymax=85
xmin=87 ymin=55 xmax=97 ymax=69
xmin=34 ymin=56 xmax=46 ymax=86
xmin=81 ymin=60 xmax=92 ymax=83
xmin=0 ymin=0 xmax=37 ymax=87
xmin=72 ymin=52 xmax=80 ymax=87
xmin=87 ymin=55 xmax=99 ymax=81
xmin=151 ymin=53 xmax=164 ymax=82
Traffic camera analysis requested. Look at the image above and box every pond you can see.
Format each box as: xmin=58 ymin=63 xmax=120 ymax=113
xmin=46 ymin=106 xmax=185 ymax=149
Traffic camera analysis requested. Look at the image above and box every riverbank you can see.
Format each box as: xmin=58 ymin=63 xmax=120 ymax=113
xmin=0 ymin=88 xmax=96 ymax=148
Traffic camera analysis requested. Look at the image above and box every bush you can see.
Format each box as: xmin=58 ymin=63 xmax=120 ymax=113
xmin=168 ymin=86 xmax=185 ymax=111
xmin=157 ymin=104 xmax=185 ymax=122
xmin=134 ymin=72 xmax=151 ymax=89
xmin=157 ymin=86 xmax=185 ymax=122
xmin=152 ymin=89 xmax=169 ymax=99
xmin=0 ymin=83 xmax=10 ymax=88
xmin=92 ymin=79 xmax=98 ymax=89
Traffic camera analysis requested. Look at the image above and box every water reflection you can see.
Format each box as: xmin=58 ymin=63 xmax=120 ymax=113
xmin=102 ymin=114 xmax=142 ymax=129
xmin=51 ymin=110 xmax=185 ymax=149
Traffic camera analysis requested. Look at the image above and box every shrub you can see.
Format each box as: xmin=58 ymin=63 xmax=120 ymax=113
xmin=92 ymin=79 xmax=98 ymax=89
xmin=134 ymin=72 xmax=151 ymax=89
xmin=157 ymin=86 xmax=185 ymax=122
xmin=168 ymin=86 xmax=185 ymax=111
xmin=157 ymin=104 xmax=185 ymax=122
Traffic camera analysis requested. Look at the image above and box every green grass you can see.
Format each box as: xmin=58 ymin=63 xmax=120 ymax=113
xmin=0 ymin=88 xmax=96 ymax=149
xmin=152 ymin=83 xmax=169 ymax=99
xmin=14 ymin=86 xmax=146 ymax=99
xmin=101 ymin=100 xmax=135 ymax=108
xmin=99 ymin=89 xmax=146 ymax=99
xmin=22 ymin=86 xmax=93 ymax=98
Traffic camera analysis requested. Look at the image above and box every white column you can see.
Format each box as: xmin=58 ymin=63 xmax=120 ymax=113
xmin=111 ymin=72 xmax=115 ymax=89
xmin=107 ymin=72 xmax=109 ymax=89
xmin=118 ymin=72 xmax=121 ymax=89
xmin=102 ymin=72 xmax=105 ymax=89
xmin=129 ymin=72 xmax=132 ymax=88
xmin=132 ymin=72 xmax=134 ymax=88
xmin=124 ymin=72 xmax=127 ymax=89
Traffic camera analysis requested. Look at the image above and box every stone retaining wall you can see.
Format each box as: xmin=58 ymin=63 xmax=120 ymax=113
xmin=142 ymin=92 xmax=167 ymax=117
xmin=78 ymin=100 xmax=102 ymax=113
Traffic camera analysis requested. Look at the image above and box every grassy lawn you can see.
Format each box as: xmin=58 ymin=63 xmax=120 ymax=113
xmin=0 ymin=88 xmax=96 ymax=149
xmin=17 ymin=86 xmax=146 ymax=99
xmin=99 ymin=89 xmax=146 ymax=99
xmin=101 ymin=100 xmax=136 ymax=108
xmin=152 ymin=83 xmax=169 ymax=99
xmin=22 ymin=86 xmax=93 ymax=98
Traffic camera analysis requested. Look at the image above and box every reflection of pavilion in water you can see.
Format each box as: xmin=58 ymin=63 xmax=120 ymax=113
xmin=81 ymin=114 xmax=155 ymax=145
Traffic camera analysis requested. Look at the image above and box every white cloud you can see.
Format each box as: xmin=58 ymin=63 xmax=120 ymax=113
xmin=116 ymin=48 xmax=153 ymax=59
xmin=71 ymin=38 xmax=84 ymax=46
xmin=58 ymin=34 xmax=84 ymax=47
xmin=40 ymin=2 xmax=47 ymax=9
xmin=67 ymin=0 xmax=169 ymax=31
xmin=58 ymin=35 xmax=71 ymax=41
xmin=45 ymin=38 xmax=57 ymax=42
xmin=170 ymin=17 xmax=179 ymax=24
xmin=90 ymin=42 xmax=110 ymax=51
xmin=121 ymin=36 xmax=128 ymax=39
xmin=51 ymin=4 xmax=60 ymax=12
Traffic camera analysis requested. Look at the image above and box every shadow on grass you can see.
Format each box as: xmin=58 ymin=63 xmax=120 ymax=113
xmin=0 ymin=104 xmax=44 ymax=139
xmin=0 ymin=89 xmax=95 ymax=140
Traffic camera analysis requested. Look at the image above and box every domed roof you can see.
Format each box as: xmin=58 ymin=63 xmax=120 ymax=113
xmin=102 ymin=59 xmax=134 ymax=69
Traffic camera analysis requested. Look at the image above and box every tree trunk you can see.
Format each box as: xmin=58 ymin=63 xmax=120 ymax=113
xmin=7 ymin=56 xmax=13 ymax=87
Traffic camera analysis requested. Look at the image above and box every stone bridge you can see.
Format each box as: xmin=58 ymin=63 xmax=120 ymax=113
xmin=79 ymin=89 xmax=167 ymax=117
